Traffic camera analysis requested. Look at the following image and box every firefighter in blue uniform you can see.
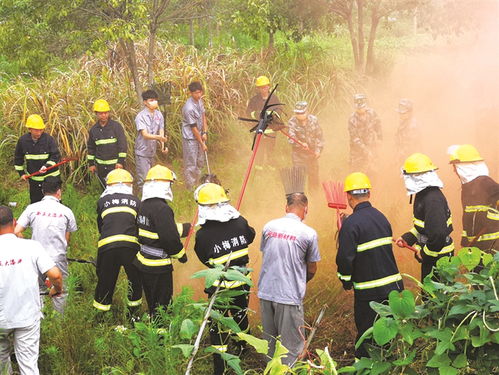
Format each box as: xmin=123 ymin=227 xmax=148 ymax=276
xmin=93 ymin=169 xmax=143 ymax=316
xmin=87 ymin=99 xmax=128 ymax=187
xmin=336 ymin=172 xmax=404 ymax=359
xmin=193 ymin=183 xmax=255 ymax=375
xmin=14 ymin=114 xmax=61 ymax=203
xmin=133 ymin=165 xmax=189 ymax=316
xmin=396 ymin=153 xmax=454 ymax=281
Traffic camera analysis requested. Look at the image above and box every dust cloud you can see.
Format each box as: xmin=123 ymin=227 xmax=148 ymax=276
xmin=175 ymin=10 xmax=498 ymax=321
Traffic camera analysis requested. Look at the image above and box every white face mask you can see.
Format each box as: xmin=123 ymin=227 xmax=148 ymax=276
xmin=455 ymin=162 xmax=489 ymax=184
xmin=402 ymin=170 xmax=443 ymax=195
xmin=147 ymin=100 xmax=158 ymax=110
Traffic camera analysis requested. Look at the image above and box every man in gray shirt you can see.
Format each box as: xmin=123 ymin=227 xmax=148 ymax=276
xmin=258 ymin=193 xmax=320 ymax=366
xmin=135 ymin=89 xmax=168 ymax=191
xmin=181 ymin=81 xmax=208 ymax=190
xmin=15 ymin=177 xmax=77 ymax=314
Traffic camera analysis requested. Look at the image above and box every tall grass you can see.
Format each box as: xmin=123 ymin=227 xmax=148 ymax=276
xmin=0 ymin=38 xmax=360 ymax=185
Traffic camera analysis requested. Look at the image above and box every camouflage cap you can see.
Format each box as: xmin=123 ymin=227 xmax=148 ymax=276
xmin=354 ymin=93 xmax=367 ymax=108
xmin=397 ymin=98 xmax=413 ymax=113
xmin=293 ymin=101 xmax=308 ymax=114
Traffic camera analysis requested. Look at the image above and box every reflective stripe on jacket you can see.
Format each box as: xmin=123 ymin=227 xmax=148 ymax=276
xmin=14 ymin=133 xmax=61 ymax=180
xmin=96 ymin=193 xmax=140 ymax=252
xmin=402 ymin=187 xmax=454 ymax=261
xmin=337 ymin=201 xmax=403 ymax=300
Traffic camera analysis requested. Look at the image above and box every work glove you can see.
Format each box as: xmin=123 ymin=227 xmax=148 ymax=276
xmin=178 ymin=254 xmax=188 ymax=263
xmin=341 ymin=281 xmax=353 ymax=290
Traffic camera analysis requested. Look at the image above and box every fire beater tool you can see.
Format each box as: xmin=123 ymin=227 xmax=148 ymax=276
xmin=237 ymin=85 xmax=284 ymax=209
xmin=24 ymin=157 xmax=77 ymax=179
xmin=322 ymin=181 xmax=348 ymax=230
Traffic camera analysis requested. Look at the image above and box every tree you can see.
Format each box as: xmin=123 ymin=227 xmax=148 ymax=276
xmin=328 ymin=0 xmax=420 ymax=74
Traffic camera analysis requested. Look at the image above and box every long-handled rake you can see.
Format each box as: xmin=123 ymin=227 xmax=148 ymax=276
xmin=322 ymin=181 xmax=348 ymax=230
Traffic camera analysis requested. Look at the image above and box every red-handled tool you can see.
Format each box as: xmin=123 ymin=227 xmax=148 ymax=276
xmin=280 ymin=129 xmax=317 ymax=157
xmin=394 ymin=238 xmax=422 ymax=262
xmin=24 ymin=157 xmax=77 ymax=179
xmin=322 ymin=181 xmax=348 ymax=230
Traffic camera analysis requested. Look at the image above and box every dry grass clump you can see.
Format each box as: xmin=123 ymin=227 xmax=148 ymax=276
xmin=0 ymin=40 xmax=356 ymax=183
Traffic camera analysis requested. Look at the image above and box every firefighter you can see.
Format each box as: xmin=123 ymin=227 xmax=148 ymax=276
xmin=287 ymin=101 xmax=324 ymax=190
xmin=193 ymin=183 xmax=256 ymax=375
xmin=348 ymin=94 xmax=381 ymax=171
xmin=448 ymin=144 xmax=499 ymax=253
xmin=133 ymin=165 xmax=189 ymax=316
xmin=14 ymin=114 xmax=61 ymax=203
xmin=395 ymin=99 xmax=418 ymax=159
xmin=395 ymin=153 xmax=454 ymax=281
xmin=93 ymin=169 xmax=143 ymax=316
xmin=87 ymin=99 xmax=128 ymax=187
xmin=246 ymin=75 xmax=283 ymax=171
xmin=336 ymin=172 xmax=404 ymax=359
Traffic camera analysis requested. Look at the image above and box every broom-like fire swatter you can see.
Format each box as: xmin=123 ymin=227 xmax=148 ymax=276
xmin=322 ymin=181 xmax=348 ymax=230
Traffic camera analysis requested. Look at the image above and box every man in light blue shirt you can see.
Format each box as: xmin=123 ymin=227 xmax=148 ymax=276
xmin=258 ymin=193 xmax=320 ymax=366
xmin=181 ymin=81 xmax=208 ymax=190
xmin=135 ymin=89 xmax=168 ymax=191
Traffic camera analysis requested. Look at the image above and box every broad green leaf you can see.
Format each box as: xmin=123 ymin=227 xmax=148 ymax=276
xmin=224 ymin=269 xmax=253 ymax=286
xmin=371 ymin=361 xmax=391 ymax=375
xmin=452 ymin=326 xmax=469 ymax=342
xmin=369 ymin=302 xmax=392 ymax=317
xmin=179 ymin=319 xmax=197 ymax=340
xmin=337 ymin=366 xmax=356 ymax=373
xmin=452 ymin=353 xmax=467 ymax=368
xmin=191 ymin=267 xmax=224 ymax=289
xmin=427 ymin=353 xmax=451 ymax=368
xmin=458 ymin=247 xmax=481 ymax=271
xmin=373 ymin=317 xmax=397 ymax=346
xmin=439 ymin=365 xmax=458 ymax=375
xmin=353 ymin=357 xmax=374 ymax=370
xmin=471 ymin=321 xmax=491 ymax=347
xmin=393 ymin=350 xmax=416 ymax=366
xmin=482 ymin=253 xmax=493 ymax=266
xmin=236 ymin=332 xmax=268 ymax=354
xmin=355 ymin=327 xmax=373 ymax=349
xmin=316 ymin=348 xmax=337 ymax=373
xmin=172 ymin=344 xmax=194 ymax=358
xmin=399 ymin=323 xmax=422 ymax=345
xmin=448 ymin=304 xmax=475 ymax=317
xmin=388 ymin=290 xmax=415 ymax=318
xmin=273 ymin=340 xmax=289 ymax=358
xmin=205 ymin=348 xmax=243 ymax=375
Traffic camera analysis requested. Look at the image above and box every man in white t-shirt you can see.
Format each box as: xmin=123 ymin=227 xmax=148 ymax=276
xmin=258 ymin=193 xmax=320 ymax=366
xmin=0 ymin=205 xmax=63 ymax=375
xmin=15 ymin=177 xmax=77 ymax=314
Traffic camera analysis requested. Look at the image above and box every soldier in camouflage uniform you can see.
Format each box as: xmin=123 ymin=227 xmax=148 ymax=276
xmin=287 ymin=101 xmax=324 ymax=190
xmin=348 ymin=94 xmax=381 ymax=171
xmin=395 ymin=99 xmax=418 ymax=161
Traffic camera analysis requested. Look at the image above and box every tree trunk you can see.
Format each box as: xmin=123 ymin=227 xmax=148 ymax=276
xmin=346 ymin=17 xmax=360 ymax=70
xmin=365 ymin=0 xmax=382 ymax=75
xmin=120 ymin=38 xmax=143 ymax=105
xmin=147 ymin=24 xmax=157 ymax=87
xmin=189 ymin=18 xmax=194 ymax=45
xmin=365 ymin=16 xmax=380 ymax=74
xmin=268 ymin=29 xmax=275 ymax=49
xmin=356 ymin=0 xmax=365 ymax=72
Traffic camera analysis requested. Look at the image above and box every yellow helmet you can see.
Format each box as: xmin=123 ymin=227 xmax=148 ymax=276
xmin=145 ymin=165 xmax=175 ymax=182
xmin=26 ymin=114 xmax=45 ymax=130
xmin=449 ymin=144 xmax=483 ymax=164
xmin=344 ymin=172 xmax=372 ymax=192
xmin=106 ymin=169 xmax=133 ymax=185
xmin=403 ymin=153 xmax=437 ymax=174
xmin=93 ymin=99 xmax=111 ymax=112
xmin=195 ymin=183 xmax=229 ymax=205
xmin=255 ymin=75 xmax=270 ymax=87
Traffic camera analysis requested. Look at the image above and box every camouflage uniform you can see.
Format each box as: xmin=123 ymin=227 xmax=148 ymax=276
xmin=395 ymin=116 xmax=418 ymax=161
xmin=348 ymin=109 xmax=381 ymax=171
xmin=288 ymin=114 xmax=324 ymax=189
